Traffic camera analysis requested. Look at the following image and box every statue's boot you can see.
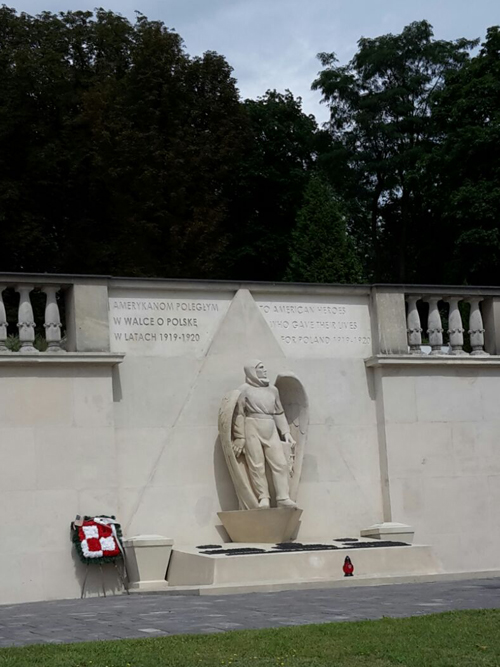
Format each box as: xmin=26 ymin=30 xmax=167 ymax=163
xmin=277 ymin=498 xmax=297 ymax=508
xmin=258 ymin=498 xmax=270 ymax=508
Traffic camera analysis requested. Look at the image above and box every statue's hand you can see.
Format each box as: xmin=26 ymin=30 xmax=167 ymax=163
xmin=232 ymin=438 xmax=245 ymax=457
xmin=284 ymin=432 xmax=296 ymax=448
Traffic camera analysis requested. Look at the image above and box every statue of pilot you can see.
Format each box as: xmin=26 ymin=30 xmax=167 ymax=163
xmin=233 ymin=360 xmax=297 ymax=508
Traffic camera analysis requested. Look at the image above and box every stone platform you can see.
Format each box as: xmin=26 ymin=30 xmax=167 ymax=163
xmin=165 ymin=538 xmax=442 ymax=592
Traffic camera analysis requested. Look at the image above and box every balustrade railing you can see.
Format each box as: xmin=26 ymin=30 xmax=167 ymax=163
xmin=405 ymin=293 xmax=488 ymax=356
xmin=1 ymin=275 xmax=499 ymax=359
xmin=0 ymin=284 xmax=65 ymax=354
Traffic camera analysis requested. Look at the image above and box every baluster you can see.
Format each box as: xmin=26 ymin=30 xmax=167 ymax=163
xmin=42 ymin=286 xmax=65 ymax=353
xmin=468 ymin=297 xmax=488 ymax=355
xmin=406 ymin=295 xmax=423 ymax=354
xmin=0 ymin=285 xmax=9 ymax=352
xmin=446 ymin=297 xmax=467 ymax=355
xmin=16 ymin=284 xmax=37 ymax=353
xmin=425 ymin=296 xmax=444 ymax=355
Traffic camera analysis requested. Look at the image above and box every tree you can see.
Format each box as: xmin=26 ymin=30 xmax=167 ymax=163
xmin=428 ymin=26 xmax=500 ymax=284
xmin=0 ymin=8 xmax=246 ymax=277
xmin=313 ymin=21 xmax=476 ymax=281
xmin=285 ymin=175 xmax=363 ymax=283
xmin=222 ymin=90 xmax=327 ymax=280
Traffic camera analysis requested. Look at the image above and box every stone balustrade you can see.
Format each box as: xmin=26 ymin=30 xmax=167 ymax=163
xmin=0 ymin=283 xmax=65 ymax=354
xmin=2 ymin=274 xmax=500 ymax=359
xmin=405 ymin=291 xmax=488 ymax=356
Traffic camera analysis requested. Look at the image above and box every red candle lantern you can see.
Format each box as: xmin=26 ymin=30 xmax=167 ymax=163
xmin=343 ymin=556 xmax=354 ymax=577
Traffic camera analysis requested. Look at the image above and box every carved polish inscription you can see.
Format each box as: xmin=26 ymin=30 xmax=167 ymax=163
xmin=255 ymin=296 xmax=372 ymax=358
xmin=109 ymin=293 xmax=231 ymax=357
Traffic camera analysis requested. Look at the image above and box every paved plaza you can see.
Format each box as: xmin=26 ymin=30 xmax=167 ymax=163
xmin=0 ymin=578 xmax=499 ymax=647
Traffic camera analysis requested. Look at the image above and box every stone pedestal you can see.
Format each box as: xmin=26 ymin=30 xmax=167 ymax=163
xmin=218 ymin=508 xmax=302 ymax=543
xmin=360 ymin=522 xmax=414 ymax=544
xmin=123 ymin=535 xmax=174 ymax=591
xmin=166 ymin=542 xmax=441 ymax=589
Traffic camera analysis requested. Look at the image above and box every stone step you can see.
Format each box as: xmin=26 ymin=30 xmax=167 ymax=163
xmin=165 ymin=542 xmax=441 ymax=590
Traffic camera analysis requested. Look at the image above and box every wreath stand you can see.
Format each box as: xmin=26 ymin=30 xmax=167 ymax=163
xmin=72 ymin=515 xmax=131 ymax=599
xmin=80 ymin=559 xmax=130 ymax=599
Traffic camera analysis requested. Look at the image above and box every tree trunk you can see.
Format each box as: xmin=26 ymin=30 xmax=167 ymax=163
xmin=398 ymin=184 xmax=409 ymax=282
xmin=371 ymin=180 xmax=383 ymax=280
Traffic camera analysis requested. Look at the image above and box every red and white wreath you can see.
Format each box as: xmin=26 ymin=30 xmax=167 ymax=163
xmin=72 ymin=516 xmax=123 ymax=564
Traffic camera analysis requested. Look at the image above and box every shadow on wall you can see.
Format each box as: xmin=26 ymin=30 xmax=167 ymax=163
xmin=112 ymin=365 xmax=123 ymax=402
xmin=213 ymin=436 xmax=237 ymax=542
xmin=71 ymin=533 xmax=125 ymax=599
xmin=213 ymin=435 xmax=239 ymax=512
xmin=365 ymin=365 xmax=376 ymax=402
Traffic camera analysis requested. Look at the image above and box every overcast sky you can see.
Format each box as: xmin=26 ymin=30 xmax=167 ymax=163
xmin=7 ymin=0 xmax=500 ymax=122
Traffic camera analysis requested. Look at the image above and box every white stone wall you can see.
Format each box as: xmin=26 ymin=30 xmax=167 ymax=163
xmin=0 ymin=366 xmax=119 ymax=603
xmin=2 ymin=278 xmax=500 ymax=604
xmin=381 ymin=367 xmax=500 ymax=572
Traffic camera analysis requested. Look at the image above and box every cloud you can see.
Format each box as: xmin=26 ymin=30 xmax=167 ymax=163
xmin=7 ymin=0 xmax=499 ymax=122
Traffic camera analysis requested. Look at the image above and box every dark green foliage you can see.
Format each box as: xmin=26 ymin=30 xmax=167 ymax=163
xmin=0 ymin=7 xmax=245 ymax=278
xmin=428 ymin=27 xmax=500 ymax=284
xmin=1 ymin=8 xmax=500 ymax=285
xmin=5 ymin=333 xmax=48 ymax=351
xmin=313 ymin=20 xmax=477 ymax=282
xmin=285 ymin=176 xmax=363 ymax=283
xmin=224 ymin=90 xmax=324 ymax=280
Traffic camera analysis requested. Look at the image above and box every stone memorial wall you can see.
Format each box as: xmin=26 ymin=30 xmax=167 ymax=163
xmin=109 ymin=285 xmax=382 ymax=557
xmin=0 ymin=275 xmax=500 ymax=604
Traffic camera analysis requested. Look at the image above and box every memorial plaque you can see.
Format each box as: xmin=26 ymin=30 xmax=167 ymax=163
xmin=254 ymin=294 xmax=372 ymax=358
xmin=109 ymin=291 xmax=231 ymax=357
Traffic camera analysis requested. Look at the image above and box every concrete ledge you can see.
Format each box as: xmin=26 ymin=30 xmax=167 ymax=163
xmin=135 ymin=569 xmax=500 ymax=597
xmin=361 ymin=522 xmax=414 ymax=543
xmin=365 ymin=354 xmax=500 ymax=367
xmin=128 ymin=581 xmax=170 ymax=592
xmin=0 ymin=353 xmax=125 ymax=365
xmin=166 ymin=543 xmax=441 ymax=588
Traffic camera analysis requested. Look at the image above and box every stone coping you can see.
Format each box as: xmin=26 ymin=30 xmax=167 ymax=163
xmin=2 ymin=271 xmax=500 ymax=296
xmin=108 ymin=280 xmax=371 ymax=295
xmin=0 ymin=272 xmax=372 ymax=294
xmin=0 ymin=352 xmax=124 ymax=365
xmin=366 ymin=354 xmax=500 ymax=367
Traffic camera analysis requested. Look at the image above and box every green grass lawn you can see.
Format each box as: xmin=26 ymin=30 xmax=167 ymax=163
xmin=0 ymin=610 xmax=499 ymax=667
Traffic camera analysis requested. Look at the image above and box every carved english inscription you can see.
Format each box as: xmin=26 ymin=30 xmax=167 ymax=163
xmin=255 ymin=296 xmax=372 ymax=358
